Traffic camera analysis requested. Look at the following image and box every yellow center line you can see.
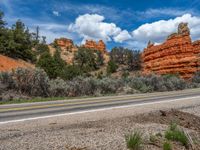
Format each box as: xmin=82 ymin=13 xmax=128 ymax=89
xmin=0 ymin=90 xmax=199 ymax=113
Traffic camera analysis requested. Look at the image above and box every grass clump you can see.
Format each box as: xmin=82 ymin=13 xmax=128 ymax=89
xmin=125 ymin=131 xmax=143 ymax=150
xmin=163 ymin=141 xmax=172 ymax=150
xmin=169 ymin=122 xmax=178 ymax=131
xmin=165 ymin=123 xmax=189 ymax=148
xmin=149 ymin=134 xmax=157 ymax=143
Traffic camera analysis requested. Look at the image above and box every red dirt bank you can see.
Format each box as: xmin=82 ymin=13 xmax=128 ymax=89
xmin=0 ymin=54 xmax=34 ymax=72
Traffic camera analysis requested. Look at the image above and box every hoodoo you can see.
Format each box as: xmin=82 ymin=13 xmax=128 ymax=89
xmin=142 ymin=22 xmax=200 ymax=79
xmin=84 ymin=40 xmax=106 ymax=53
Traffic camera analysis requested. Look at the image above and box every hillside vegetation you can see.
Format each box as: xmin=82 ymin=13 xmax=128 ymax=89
xmin=1 ymin=10 xmax=200 ymax=103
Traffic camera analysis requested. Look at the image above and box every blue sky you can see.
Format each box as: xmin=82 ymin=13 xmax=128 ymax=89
xmin=0 ymin=0 xmax=200 ymax=50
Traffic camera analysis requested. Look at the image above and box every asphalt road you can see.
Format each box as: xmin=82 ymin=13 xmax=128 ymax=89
xmin=1 ymin=88 xmax=200 ymax=124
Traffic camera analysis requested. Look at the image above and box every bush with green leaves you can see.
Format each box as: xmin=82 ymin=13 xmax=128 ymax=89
xmin=35 ymin=43 xmax=49 ymax=54
xmin=0 ymin=68 xmax=49 ymax=97
xmin=192 ymin=71 xmax=200 ymax=83
xmin=61 ymin=65 xmax=83 ymax=80
xmin=0 ymin=72 xmax=15 ymax=89
xmin=49 ymin=78 xmax=69 ymax=97
xmin=163 ymin=75 xmax=189 ymax=90
xmin=106 ymin=60 xmax=118 ymax=74
xmin=163 ymin=141 xmax=172 ymax=150
xmin=125 ymin=131 xmax=143 ymax=150
xmin=74 ymin=47 xmax=98 ymax=72
xmin=127 ymin=74 xmax=190 ymax=93
xmin=127 ymin=77 xmax=153 ymax=93
xmin=97 ymin=77 xmax=124 ymax=94
xmin=66 ymin=77 xmax=97 ymax=96
xmin=37 ymin=49 xmax=67 ymax=79
xmin=110 ymin=47 xmax=141 ymax=71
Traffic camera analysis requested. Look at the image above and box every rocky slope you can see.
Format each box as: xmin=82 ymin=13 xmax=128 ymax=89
xmin=142 ymin=23 xmax=200 ymax=79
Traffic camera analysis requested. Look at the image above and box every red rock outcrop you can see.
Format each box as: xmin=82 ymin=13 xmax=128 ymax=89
xmin=84 ymin=40 xmax=106 ymax=53
xmin=142 ymin=23 xmax=200 ymax=79
xmin=52 ymin=38 xmax=78 ymax=64
xmin=52 ymin=38 xmax=109 ymax=64
xmin=55 ymin=38 xmax=74 ymax=49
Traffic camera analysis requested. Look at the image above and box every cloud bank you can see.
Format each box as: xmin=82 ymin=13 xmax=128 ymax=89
xmin=68 ymin=14 xmax=131 ymax=43
xmin=132 ymin=14 xmax=200 ymax=47
xmin=68 ymin=13 xmax=200 ymax=49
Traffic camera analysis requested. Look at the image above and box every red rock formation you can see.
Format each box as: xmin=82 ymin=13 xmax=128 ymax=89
xmin=52 ymin=38 xmax=109 ymax=64
xmin=55 ymin=38 xmax=74 ymax=49
xmin=142 ymin=23 xmax=200 ymax=79
xmin=84 ymin=40 xmax=106 ymax=53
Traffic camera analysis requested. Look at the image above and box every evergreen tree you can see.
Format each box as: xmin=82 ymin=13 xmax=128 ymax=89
xmin=0 ymin=11 xmax=6 ymax=29
xmin=11 ymin=20 xmax=36 ymax=62
xmin=75 ymin=47 xmax=97 ymax=72
xmin=36 ymin=51 xmax=57 ymax=78
xmin=61 ymin=65 xmax=82 ymax=80
xmin=35 ymin=43 xmax=49 ymax=54
xmin=106 ymin=60 xmax=118 ymax=74
xmin=53 ymin=48 xmax=66 ymax=77
xmin=37 ymin=48 xmax=67 ymax=79
xmin=96 ymin=50 xmax=104 ymax=68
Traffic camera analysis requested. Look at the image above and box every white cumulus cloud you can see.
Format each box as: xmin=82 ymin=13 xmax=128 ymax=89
xmin=52 ymin=11 xmax=60 ymax=16
xmin=132 ymin=13 xmax=200 ymax=47
xmin=68 ymin=14 xmax=131 ymax=43
xmin=113 ymin=30 xmax=132 ymax=43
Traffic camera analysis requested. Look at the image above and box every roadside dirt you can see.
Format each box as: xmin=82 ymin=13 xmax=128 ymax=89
xmin=1 ymin=108 xmax=200 ymax=150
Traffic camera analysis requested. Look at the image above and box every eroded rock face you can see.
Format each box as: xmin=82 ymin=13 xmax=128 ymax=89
xmin=52 ymin=38 xmax=109 ymax=64
xmin=51 ymin=38 xmax=78 ymax=64
xmin=84 ymin=40 xmax=106 ymax=53
xmin=142 ymin=22 xmax=200 ymax=79
xmin=55 ymin=38 xmax=74 ymax=49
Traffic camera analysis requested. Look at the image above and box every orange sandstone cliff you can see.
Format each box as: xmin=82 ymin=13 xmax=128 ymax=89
xmin=142 ymin=23 xmax=200 ymax=79
xmin=50 ymin=38 xmax=78 ymax=64
xmin=83 ymin=40 xmax=106 ymax=53
xmin=83 ymin=40 xmax=109 ymax=63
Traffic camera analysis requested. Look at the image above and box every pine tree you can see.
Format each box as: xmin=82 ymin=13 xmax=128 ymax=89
xmin=74 ymin=47 xmax=97 ymax=72
xmin=106 ymin=60 xmax=118 ymax=74
xmin=0 ymin=11 xmax=6 ymax=29
xmin=36 ymin=51 xmax=57 ymax=78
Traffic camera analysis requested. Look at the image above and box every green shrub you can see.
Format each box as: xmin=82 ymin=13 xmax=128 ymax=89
xmin=0 ymin=68 xmax=50 ymax=97
xmin=169 ymin=122 xmax=178 ymax=131
xmin=127 ymin=73 xmax=190 ymax=93
xmin=149 ymin=134 xmax=157 ymax=143
xmin=192 ymin=71 xmax=200 ymax=83
xmin=74 ymin=47 xmax=98 ymax=72
xmin=128 ymin=77 xmax=153 ymax=93
xmin=163 ymin=141 xmax=172 ymax=150
xmin=97 ymin=77 xmax=124 ymax=94
xmin=61 ymin=65 xmax=82 ymax=80
xmin=67 ymin=77 xmax=97 ymax=96
xmin=0 ymin=72 xmax=15 ymax=89
xmin=165 ymin=124 xmax=189 ymax=148
xmin=49 ymin=78 xmax=69 ymax=97
xmin=163 ymin=75 xmax=188 ymax=90
xmin=125 ymin=131 xmax=143 ymax=150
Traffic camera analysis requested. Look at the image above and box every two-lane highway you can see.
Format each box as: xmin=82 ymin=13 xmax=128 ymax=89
xmin=1 ymin=88 xmax=200 ymax=124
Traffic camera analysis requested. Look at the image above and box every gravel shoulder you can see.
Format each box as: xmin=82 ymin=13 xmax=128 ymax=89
xmin=1 ymin=98 xmax=200 ymax=150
